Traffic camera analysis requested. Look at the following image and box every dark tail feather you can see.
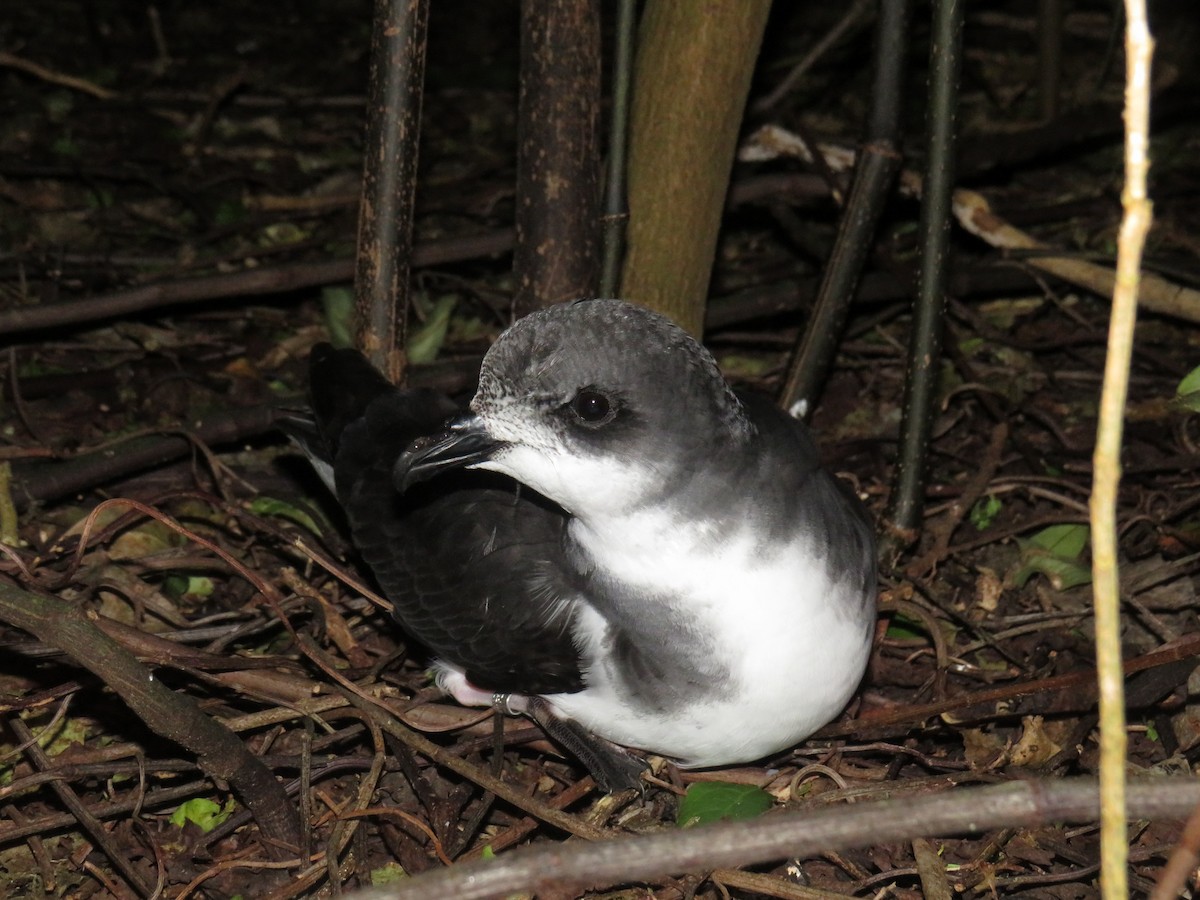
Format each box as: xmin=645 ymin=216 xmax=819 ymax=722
xmin=308 ymin=342 xmax=398 ymax=458
xmin=277 ymin=409 xmax=337 ymax=491
xmin=291 ymin=343 xmax=459 ymax=496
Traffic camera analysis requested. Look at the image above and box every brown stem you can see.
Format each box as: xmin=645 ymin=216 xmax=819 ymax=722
xmin=358 ymin=777 xmax=1199 ymax=900
xmin=0 ymin=230 xmax=513 ymax=337
xmin=355 ymin=0 xmax=429 ymax=381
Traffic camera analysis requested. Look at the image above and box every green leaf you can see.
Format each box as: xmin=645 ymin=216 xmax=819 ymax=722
xmin=675 ymin=781 xmax=773 ymax=828
xmin=37 ymin=716 xmax=89 ymax=756
xmin=248 ymin=496 xmax=322 ymax=535
xmin=258 ymin=221 xmax=308 ymax=247
xmin=1176 ymin=365 xmax=1200 ymax=412
xmin=1027 ymin=523 xmax=1089 ymax=557
xmin=170 ymin=797 xmax=235 ymax=832
xmin=213 ymin=199 xmax=247 ymax=227
xmin=407 ymin=295 xmax=458 ymax=365
xmin=163 ymin=575 xmax=214 ymax=600
xmin=369 ymin=862 xmax=407 ymax=885
xmin=1012 ymin=524 xmax=1092 ymax=590
xmin=321 ymin=286 xmax=355 ymax=349
xmin=1177 ymin=365 xmax=1200 ymax=398
xmin=969 ymin=495 xmax=1002 ymax=531
xmin=885 ymin=611 xmax=927 ymax=641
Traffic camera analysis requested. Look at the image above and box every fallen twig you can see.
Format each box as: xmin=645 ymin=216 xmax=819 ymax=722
xmin=351 ymin=777 xmax=1199 ymax=900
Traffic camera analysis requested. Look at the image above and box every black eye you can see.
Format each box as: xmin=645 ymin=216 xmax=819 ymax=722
xmin=571 ymin=389 xmax=613 ymax=425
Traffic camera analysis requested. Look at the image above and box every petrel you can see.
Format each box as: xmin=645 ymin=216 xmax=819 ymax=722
xmin=290 ymin=299 xmax=876 ymax=789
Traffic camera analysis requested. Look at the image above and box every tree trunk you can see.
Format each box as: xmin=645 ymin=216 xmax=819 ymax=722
xmin=513 ymin=0 xmax=602 ymax=318
xmin=619 ymin=0 xmax=771 ymax=336
xmin=355 ymin=0 xmax=429 ymax=382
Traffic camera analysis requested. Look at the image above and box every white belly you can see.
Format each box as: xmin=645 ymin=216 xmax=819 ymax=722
xmin=550 ymin=515 xmax=873 ymax=766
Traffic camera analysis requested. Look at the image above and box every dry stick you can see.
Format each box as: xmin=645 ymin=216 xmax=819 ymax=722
xmin=751 ymin=0 xmax=873 ymax=114
xmin=1093 ymin=2 xmax=1154 ymax=897
xmin=905 ymin=421 xmax=1009 ymax=578
xmin=1152 ymin=799 xmax=1200 ymax=900
xmin=716 ymin=870 xmax=840 ymax=900
xmin=349 ymin=778 xmax=1200 ymax=900
xmin=11 ymin=354 xmax=480 ymax=512
xmin=816 ymin=629 xmax=1200 ymax=741
xmin=460 ymin=776 xmax=597 ymax=860
xmin=0 ymin=777 xmax=216 ymax=844
xmin=354 ymin=0 xmax=429 ymax=381
xmin=343 ymin=691 xmax=609 ymax=842
xmin=0 ymin=581 xmax=303 ymax=857
xmin=0 ymin=230 xmax=513 ymax=337
xmin=738 ymin=125 xmax=1199 ymax=325
xmin=9 ymin=403 xmax=280 ymax=510
xmin=912 ymin=836 xmax=953 ymax=900
xmin=952 ymin=189 xmax=1200 ymax=324
xmin=0 ymin=50 xmax=117 ymax=100
xmin=269 ymin=701 xmax=388 ymax=900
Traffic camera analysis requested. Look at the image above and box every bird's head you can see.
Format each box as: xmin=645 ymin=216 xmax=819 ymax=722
xmin=395 ymin=299 xmax=752 ymax=518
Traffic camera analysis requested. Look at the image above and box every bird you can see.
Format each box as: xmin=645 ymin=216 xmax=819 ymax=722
xmin=287 ymin=298 xmax=876 ymax=790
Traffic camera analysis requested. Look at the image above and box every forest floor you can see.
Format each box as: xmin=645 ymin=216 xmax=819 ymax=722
xmin=2 ymin=0 xmax=1200 ymax=897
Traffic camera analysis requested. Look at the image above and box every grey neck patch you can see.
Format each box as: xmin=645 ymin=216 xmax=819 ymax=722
xmin=567 ymin=539 xmax=734 ymax=713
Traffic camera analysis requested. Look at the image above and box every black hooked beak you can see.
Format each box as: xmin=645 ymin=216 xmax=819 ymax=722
xmin=393 ymin=414 xmax=502 ymax=493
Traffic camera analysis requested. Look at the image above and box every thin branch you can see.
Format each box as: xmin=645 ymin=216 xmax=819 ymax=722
xmin=1094 ymin=0 xmax=1154 ymax=896
xmin=815 ymin=629 xmax=1200 ymax=741
xmin=777 ymin=0 xmax=909 ymax=417
xmin=9 ymin=717 xmax=153 ymax=897
xmin=751 ymin=0 xmax=873 ymax=114
xmin=353 ymin=778 xmax=1200 ymax=900
xmin=0 ymin=50 xmax=117 ymax=100
xmin=0 ymin=230 xmax=513 ymax=337
xmin=882 ymin=0 xmax=964 ymax=551
xmin=598 ymin=0 xmax=637 ymax=298
xmin=953 ymin=189 xmax=1199 ymax=324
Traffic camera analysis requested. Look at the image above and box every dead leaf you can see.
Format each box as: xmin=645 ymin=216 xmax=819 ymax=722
xmin=1009 ymin=715 xmax=1064 ymax=768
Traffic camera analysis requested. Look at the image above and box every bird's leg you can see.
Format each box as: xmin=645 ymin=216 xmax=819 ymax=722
xmin=524 ymin=697 xmax=647 ymax=793
xmin=490 ymin=693 xmax=516 ymax=778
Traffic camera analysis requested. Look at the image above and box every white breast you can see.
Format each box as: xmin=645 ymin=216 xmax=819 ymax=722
xmin=548 ymin=509 xmax=873 ymax=766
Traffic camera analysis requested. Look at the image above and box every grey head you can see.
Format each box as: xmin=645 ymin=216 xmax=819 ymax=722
xmin=396 ymin=299 xmax=754 ymax=518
